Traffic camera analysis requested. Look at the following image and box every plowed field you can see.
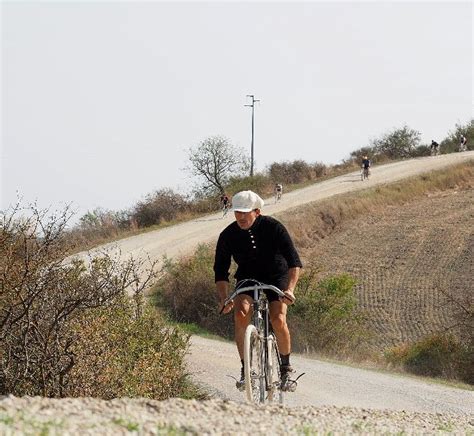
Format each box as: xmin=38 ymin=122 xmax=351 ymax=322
xmin=296 ymin=187 xmax=473 ymax=351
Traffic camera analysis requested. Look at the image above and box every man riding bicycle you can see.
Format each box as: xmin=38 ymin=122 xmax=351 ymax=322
xmin=361 ymin=155 xmax=371 ymax=179
xmin=274 ymin=183 xmax=283 ymax=201
xmin=431 ymin=140 xmax=439 ymax=155
xmin=214 ymin=190 xmax=302 ymax=392
xmin=220 ymin=193 xmax=230 ymax=212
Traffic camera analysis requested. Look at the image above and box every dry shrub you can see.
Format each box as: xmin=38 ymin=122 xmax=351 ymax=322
xmin=385 ymin=334 xmax=472 ymax=384
xmin=67 ymin=303 xmax=190 ymax=399
xmin=268 ymin=160 xmax=327 ymax=185
xmin=0 ymin=204 xmax=190 ymax=398
xmin=226 ymin=174 xmax=271 ymax=199
xmin=154 ymin=244 xmax=233 ymax=339
xmin=133 ymin=188 xmax=190 ymax=227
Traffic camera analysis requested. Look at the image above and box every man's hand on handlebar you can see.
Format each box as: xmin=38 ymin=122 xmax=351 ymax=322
xmin=282 ymin=289 xmax=296 ymax=305
xmin=219 ymin=299 xmax=234 ymax=314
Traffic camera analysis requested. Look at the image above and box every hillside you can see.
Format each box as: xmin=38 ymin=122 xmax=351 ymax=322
xmin=287 ymin=178 xmax=473 ymax=352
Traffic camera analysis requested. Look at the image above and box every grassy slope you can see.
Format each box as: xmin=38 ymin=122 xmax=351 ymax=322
xmin=278 ymin=162 xmax=473 ymax=352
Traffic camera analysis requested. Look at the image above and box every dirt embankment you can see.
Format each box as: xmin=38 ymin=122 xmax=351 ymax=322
xmin=291 ymin=186 xmax=473 ymax=351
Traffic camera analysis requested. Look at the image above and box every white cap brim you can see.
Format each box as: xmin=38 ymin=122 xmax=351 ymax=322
xmin=232 ymin=206 xmax=253 ymax=212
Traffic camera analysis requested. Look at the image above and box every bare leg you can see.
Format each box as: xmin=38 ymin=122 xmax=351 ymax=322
xmin=233 ymin=295 xmax=253 ymax=359
xmin=269 ymin=300 xmax=290 ymax=355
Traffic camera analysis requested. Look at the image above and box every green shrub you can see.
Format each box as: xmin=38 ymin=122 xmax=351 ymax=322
xmin=440 ymin=119 xmax=473 ymax=153
xmin=289 ymin=268 xmax=369 ymax=356
xmin=385 ymin=333 xmax=473 ymax=383
xmin=153 ymin=244 xmax=233 ymax=339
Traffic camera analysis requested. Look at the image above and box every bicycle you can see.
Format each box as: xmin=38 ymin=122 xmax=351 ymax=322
xmin=274 ymin=191 xmax=282 ymax=203
xmin=222 ymin=280 xmax=302 ymax=404
xmin=361 ymin=167 xmax=369 ymax=181
xmin=430 ymin=147 xmax=440 ymax=156
xmin=221 ymin=202 xmax=230 ymax=218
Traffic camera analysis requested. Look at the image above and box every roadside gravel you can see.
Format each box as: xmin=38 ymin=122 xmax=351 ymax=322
xmin=1 ymin=395 xmax=472 ymax=435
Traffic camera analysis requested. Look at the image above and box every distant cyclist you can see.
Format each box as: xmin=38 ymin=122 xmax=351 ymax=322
xmin=274 ymin=183 xmax=283 ymax=202
xmin=220 ymin=193 xmax=230 ymax=217
xmin=430 ymin=140 xmax=439 ymax=156
xmin=459 ymin=135 xmax=467 ymax=152
xmin=361 ymin=156 xmax=371 ymax=179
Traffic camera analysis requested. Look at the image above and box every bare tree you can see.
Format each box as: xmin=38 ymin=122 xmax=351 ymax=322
xmin=186 ymin=136 xmax=249 ymax=196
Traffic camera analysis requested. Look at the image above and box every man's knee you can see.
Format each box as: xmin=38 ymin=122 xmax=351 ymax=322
xmin=270 ymin=313 xmax=288 ymax=332
xmin=234 ymin=306 xmax=251 ymax=328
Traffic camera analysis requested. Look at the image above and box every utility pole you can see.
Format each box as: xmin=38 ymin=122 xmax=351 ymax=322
xmin=245 ymin=94 xmax=260 ymax=177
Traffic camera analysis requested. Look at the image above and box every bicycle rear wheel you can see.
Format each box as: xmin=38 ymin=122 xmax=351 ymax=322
xmin=266 ymin=334 xmax=284 ymax=404
xmin=243 ymin=324 xmax=265 ymax=403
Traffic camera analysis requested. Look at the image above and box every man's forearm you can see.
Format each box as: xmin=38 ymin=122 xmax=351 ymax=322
xmin=286 ymin=267 xmax=301 ymax=292
xmin=216 ymin=280 xmax=230 ymax=302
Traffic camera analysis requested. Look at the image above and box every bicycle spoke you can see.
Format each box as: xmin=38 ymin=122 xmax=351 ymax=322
xmin=266 ymin=334 xmax=284 ymax=404
xmin=244 ymin=325 xmax=265 ymax=403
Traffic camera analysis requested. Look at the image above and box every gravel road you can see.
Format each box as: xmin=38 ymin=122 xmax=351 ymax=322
xmin=4 ymin=152 xmax=472 ymax=434
xmin=1 ymin=395 xmax=472 ymax=435
xmin=186 ymin=337 xmax=473 ymax=415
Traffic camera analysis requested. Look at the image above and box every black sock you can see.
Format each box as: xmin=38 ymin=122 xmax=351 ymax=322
xmin=280 ymin=353 xmax=290 ymax=366
xmin=241 ymin=359 xmax=244 ymax=368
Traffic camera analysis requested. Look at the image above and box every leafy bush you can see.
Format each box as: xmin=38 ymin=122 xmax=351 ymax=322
xmin=289 ymin=268 xmax=369 ymax=356
xmin=0 ymin=204 xmax=191 ymax=399
xmin=385 ymin=333 xmax=472 ymax=384
xmin=153 ymin=244 xmax=233 ymax=339
xmin=440 ymin=119 xmax=473 ymax=153
xmin=370 ymin=125 xmax=421 ymax=159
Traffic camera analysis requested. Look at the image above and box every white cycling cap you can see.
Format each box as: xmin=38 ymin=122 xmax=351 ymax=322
xmin=232 ymin=190 xmax=264 ymax=212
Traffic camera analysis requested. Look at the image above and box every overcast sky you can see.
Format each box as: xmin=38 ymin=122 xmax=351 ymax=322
xmin=2 ymin=1 xmax=472 ymax=222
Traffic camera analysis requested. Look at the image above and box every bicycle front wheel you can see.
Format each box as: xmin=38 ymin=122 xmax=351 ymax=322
xmin=243 ymin=324 xmax=265 ymax=403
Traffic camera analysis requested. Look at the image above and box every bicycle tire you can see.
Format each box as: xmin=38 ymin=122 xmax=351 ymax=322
xmin=244 ymin=324 xmax=265 ymax=403
xmin=266 ymin=334 xmax=284 ymax=404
